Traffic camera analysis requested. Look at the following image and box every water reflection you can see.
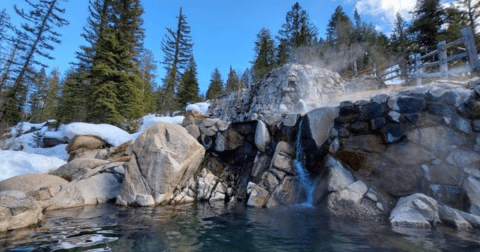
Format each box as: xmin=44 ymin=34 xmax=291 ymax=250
xmin=0 ymin=202 xmax=479 ymax=251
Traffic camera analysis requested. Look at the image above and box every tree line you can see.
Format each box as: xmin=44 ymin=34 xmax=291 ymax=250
xmin=0 ymin=0 xmax=478 ymax=129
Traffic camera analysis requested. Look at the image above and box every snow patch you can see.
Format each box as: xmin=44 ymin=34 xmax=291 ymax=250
xmin=0 ymin=150 xmax=67 ymax=181
xmin=186 ymin=102 xmax=210 ymax=115
xmin=22 ymin=144 xmax=69 ymax=161
xmin=65 ymin=123 xmax=132 ymax=147
xmin=138 ymin=114 xmax=185 ymax=132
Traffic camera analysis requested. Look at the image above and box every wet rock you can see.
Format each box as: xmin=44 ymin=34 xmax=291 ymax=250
xmin=389 ymin=193 xmax=440 ymax=228
xmin=325 ymin=156 xmax=355 ymax=192
xmin=438 ymin=205 xmax=472 ymax=229
xmin=0 ymin=196 xmax=43 ymax=232
xmin=247 ymin=182 xmax=269 ymax=208
xmin=396 ymin=97 xmax=426 ymax=114
xmin=380 ymin=124 xmax=404 ymax=144
xmin=463 ymin=176 xmax=480 ymax=216
xmin=255 ymin=121 xmax=271 ymax=152
xmin=48 ymin=173 xmax=121 ymax=210
xmin=306 ymin=107 xmax=339 ymax=146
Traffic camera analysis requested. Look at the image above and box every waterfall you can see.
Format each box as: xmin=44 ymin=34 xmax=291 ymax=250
xmin=293 ymin=118 xmax=315 ymax=206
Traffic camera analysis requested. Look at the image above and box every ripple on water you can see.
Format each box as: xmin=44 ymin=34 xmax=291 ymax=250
xmin=1 ymin=202 xmax=480 ymax=251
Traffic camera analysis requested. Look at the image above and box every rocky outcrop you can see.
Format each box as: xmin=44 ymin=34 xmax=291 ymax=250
xmin=0 ymin=194 xmax=43 ymax=232
xmin=0 ymin=174 xmax=68 ymax=193
xmin=208 ymin=64 xmax=348 ymax=122
xmin=116 ymin=123 xmax=205 ymax=206
xmin=389 ymin=194 xmax=441 ymax=228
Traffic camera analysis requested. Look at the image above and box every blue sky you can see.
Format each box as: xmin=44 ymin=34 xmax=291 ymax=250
xmin=2 ymin=0 xmax=419 ymax=94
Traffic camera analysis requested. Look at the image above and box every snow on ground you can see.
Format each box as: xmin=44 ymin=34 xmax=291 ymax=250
xmin=138 ymin=114 xmax=185 ymax=132
xmin=22 ymin=144 xmax=69 ymax=161
xmin=65 ymin=123 xmax=133 ymax=147
xmin=0 ymin=150 xmax=67 ymax=181
xmin=186 ymin=102 xmax=210 ymax=115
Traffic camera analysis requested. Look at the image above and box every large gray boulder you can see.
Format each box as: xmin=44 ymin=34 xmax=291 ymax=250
xmin=305 ymin=107 xmax=339 ymax=146
xmin=0 ymin=195 xmax=43 ymax=232
xmin=0 ymin=174 xmax=68 ymax=194
xmin=389 ymin=194 xmax=440 ymax=228
xmin=247 ymin=182 xmax=269 ymax=208
xmin=254 ymin=120 xmax=271 ymax=152
xmin=67 ymin=135 xmax=106 ymax=153
xmin=46 ymin=173 xmax=121 ymax=210
xmin=51 ymin=158 xmax=111 ymax=179
xmin=463 ymin=176 xmax=480 ymax=215
xmin=116 ymin=123 xmax=205 ymax=206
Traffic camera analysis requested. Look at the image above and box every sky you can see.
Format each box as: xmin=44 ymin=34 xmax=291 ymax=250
xmin=2 ymin=0 xmax=421 ymax=94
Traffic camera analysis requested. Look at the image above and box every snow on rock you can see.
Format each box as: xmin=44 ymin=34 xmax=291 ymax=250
xmin=65 ymin=123 xmax=132 ymax=147
xmin=138 ymin=114 xmax=185 ymax=132
xmin=186 ymin=102 xmax=210 ymax=115
xmin=22 ymin=144 xmax=69 ymax=161
xmin=0 ymin=150 xmax=67 ymax=181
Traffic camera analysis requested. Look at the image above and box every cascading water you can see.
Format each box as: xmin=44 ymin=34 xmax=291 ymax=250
xmin=293 ymin=118 xmax=315 ymax=206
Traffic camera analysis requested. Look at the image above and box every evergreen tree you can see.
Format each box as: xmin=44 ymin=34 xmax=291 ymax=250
xmin=326 ymin=6 xmax=354 ymax=49
xmin=225 ymin=66 xmax=241 ymax=93
xmin=41 ymin=68 xmax=59 ymax=120
xmin=159 ymin=7 xmax=193 ymax=112
xmin=240 ymin=68 xmax=252 ymax=89
xmin=57 ymin=68 xmax=89 ymax=123
xmin=252 ymin=28 xmax=275 ymax=81
xmin=177 ymin=55 xmax=199 ymax=108
xmin=139 ymin=49 xmax=157 ymax=113
xmin=455 ymin=0 xmax=480 ymax=34
xmin=0 ymin=0 xmax=69 ymax=123
xmin=410 ymin=0 xmax=445 ymax=51
xmin=87 ymin=0 xmax=146 ymax=123
xmin=206 ymin=68 xmax=223 ymax=100
xmin=276 ymin=2 xmax=317 ymax=64
xmin=29 ymin=68 xmax=49 ymax=121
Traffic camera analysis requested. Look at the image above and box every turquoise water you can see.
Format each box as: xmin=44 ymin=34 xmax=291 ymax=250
xmin=1 ymin=202 xmax=480 ymax=251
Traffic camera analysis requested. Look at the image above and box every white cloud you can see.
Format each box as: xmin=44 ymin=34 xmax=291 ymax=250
xmin=355 ymin=0 xmax=416 ymax=31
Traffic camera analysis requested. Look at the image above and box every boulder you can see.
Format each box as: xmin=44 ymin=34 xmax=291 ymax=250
xmin=463 ymin=176 xmax=480 ymax=215
xmin=52 ymin=158 xmax=111 ymax=179
xmin=326 ymin=180 xmax=382 ymax=220
xmin=306 ymin=107 xmax=339 ymax=146
xmin=0 ymin=174 xmax=68 ymax=194
xmin=182 ymin=110 xmax=207 ymax=127
xmin=254 ymin=121 xmax=271 ymax=152
xmin=270 ymin=141 xmax=295 ymax=174
xmin=389 ymin=193 xmax=440 ymax=228
xmin=0 ymin=195 xmax=43 ymax=232
xmin=47 ymin=173 xmax=121 ymax=210
xmin=326 ymin=156 xmax=355 ymax=192
xmin=438 ymin=205 xmax=472 ymax=229
xmin=185 ymin=125 xmax=201 ymax=140
xmin=246 ymin=182 xmax=269 ymax=208
xmin=116 ymin=123 xmax=205 ymax=206
xmin=67 ymin=135 xmax=106 ymax=153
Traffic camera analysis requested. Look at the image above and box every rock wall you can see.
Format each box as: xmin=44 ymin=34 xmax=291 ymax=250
xmin=208 ymin=64 xmax=348 ymax=122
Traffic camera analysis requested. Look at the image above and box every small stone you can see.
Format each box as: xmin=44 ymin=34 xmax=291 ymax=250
xmin=329 ymin=138 xmax=340 ymax=154
xmin=350 ymin=121 xmax=369 ymax=134
xmin=371 ymin=94 xmax=389 ymax=104
xmin=376 ymin=202 xmax=384 ymax=211
xmin=473 ymin=120 xmax=480 ymax=132
xmin=371 ymin=117 xmax=386 ymax=130
xmin=381 ymin=124 xmax=404 ymax=144
xmin=388 ymin=111 xmax=401 ymax=122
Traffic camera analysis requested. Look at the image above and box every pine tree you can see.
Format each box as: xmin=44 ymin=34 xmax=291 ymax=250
xmin=326 ymin=6 xmax=354 ymax=49
xmin=159 ymin=7 xmax=193 ymax=112
xmin=276 ymin=2 xmax=317 ymax=64
xmin=29 ymin=68 xmax=49 ymax=122
xmin=0 ymin=0 xmax=69 ymax=123
xmin=455 ymin=0 xmax=480 ymax=34
xmin=87 ymin=0 xmax=146 ymax=123
xmin=41 ymin=68 xmax=59 ymax=120
xmin=240 ymin=68 xmax=252 ymax=89
xmin=225 ymin=66 xmax=241 ymax=93
xmin=177 ymin=55 xmax=199 ymax=108
xmin=139 ymin=49 xmax=157 ymax=113
xmin=57 ymin=68 xmax=89 ymax=123
xmin=410 ymin=0 xmax=445 ymax=51
xmin=206 ymin=68 xmax=223 ymax=100
xmin=252 ymin=28 xmax=275 ymax=81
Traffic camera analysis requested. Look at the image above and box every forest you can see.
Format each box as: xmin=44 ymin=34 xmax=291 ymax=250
xmin=0 ymin=0 xmax=478 ymax=131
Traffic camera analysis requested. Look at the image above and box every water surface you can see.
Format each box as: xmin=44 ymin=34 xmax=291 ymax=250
xmin=1 ymin=202 xmax=480 ymax=251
